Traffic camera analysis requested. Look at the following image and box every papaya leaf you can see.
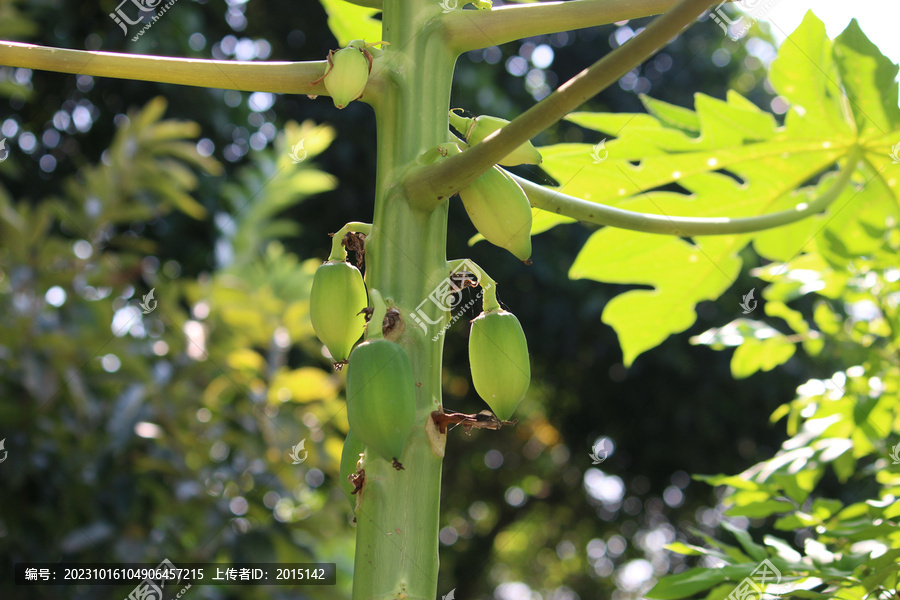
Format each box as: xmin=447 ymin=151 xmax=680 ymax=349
xmin=535 ymin=13 xmax=900 ymax=364
xmin=832 ymin=19 xmax=900 ymax=136
xmin=571 ymin=226 xmax=741 ymax=365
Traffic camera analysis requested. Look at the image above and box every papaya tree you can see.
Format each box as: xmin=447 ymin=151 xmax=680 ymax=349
xmin=1 ymin=0 xmax=898 ymax=598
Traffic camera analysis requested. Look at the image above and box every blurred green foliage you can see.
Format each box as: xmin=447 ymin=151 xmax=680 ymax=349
xmin=660 ymin=186 xmax=900 ymax=599
xmin=0 ymin=95 xmax=353 ymax=599
xmin=653 ymin=251 xmax=900 ymax=599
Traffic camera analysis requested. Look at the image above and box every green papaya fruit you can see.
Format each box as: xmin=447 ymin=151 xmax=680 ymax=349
xmin=454 ymin=114 xmax=542 ymax=166
xmin=458 ymin=166 xmax=533 ymax=261
xmin=309 ymin=261 xmax=368 ymax=364
xmin=468 ymin=309 xmax=530 ymax=421
xmin=346 ymin=339 xmax=416 ymax=463
xmin=324 ymin=43 xmax=371 ymax=109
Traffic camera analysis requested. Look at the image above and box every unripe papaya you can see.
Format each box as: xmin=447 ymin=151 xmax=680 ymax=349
xmin=324 ymin=44 xmax=370 ymax=109
xmin=340 ymin=429 xmax=365 ymax=508
xmin=459 ymin=166 xmax=533 ymax=261
xmin=466 ymin=115 xmax=542 ymax=166
xmin=309 ymin=261 xmax=367 ymax=364
xmin=346 ymin=339 xmax=416 ymax=463
xmin=468 ymin=309 xmax=530 ymax=421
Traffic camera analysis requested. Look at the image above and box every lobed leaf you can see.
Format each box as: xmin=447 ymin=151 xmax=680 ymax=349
xmin=534 ymin=13 xmax=900 ymax=364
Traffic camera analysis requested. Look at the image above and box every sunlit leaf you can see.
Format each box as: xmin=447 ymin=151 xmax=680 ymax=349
xmin=724 ymin=499 xmax=794 ymax=519
xmin=571 ymin=227 xmax=740 ymax=365
xmin=647 ymin=565 xmax=750 ymax=600
xmin=319 ymin=0 xmax=382 ymax=46
xmin=730 ymin=334 xmax=796 ymax=379
xmin=536 ymin=13 xmax=900 ymax=363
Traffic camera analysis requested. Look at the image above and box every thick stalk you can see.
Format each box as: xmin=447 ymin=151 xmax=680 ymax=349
xmin=512 ymin=145 xmax=862 ymax=235
xmin=351 ymin=1 xmax=455 ymax=598
xmin=330 ymin=222 xmax=373 ymax=260
xmin=0 ymin=41 xmax=329 ymax=96
xmin=445 ymin=0 xmax=686 ymax=53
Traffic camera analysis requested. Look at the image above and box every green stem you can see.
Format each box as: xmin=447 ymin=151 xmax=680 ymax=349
xmin=447 ymin=258 xmax=499 ymax=311
xmin=513 ymin=146 xmax=862 ymax=236
xmin=448 ymin=110 xmax=472 ymax=138
xmin=329 ymin=222 xmax=373 ymax=261
xmin=444 ymin=0 xmax=691 ymax=53
xmin=482 ymin=285 xmax=500 ymax=312
xmin=0 ymin=41 xmax=333 ymax=97
xmin=405 ymin=0 xmax=716 ymax=209
xmin=350 ymin=0 xmax=455 ymax=597
xmin=367 ymin=289 xmax=387 ymax=340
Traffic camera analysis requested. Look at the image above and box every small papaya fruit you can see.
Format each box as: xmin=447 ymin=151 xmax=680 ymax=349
xmin=309 ymin=261 xmax=367 ymax=364
xmin=456 ymin=114 xmax=542 ymax=166
xmin=346 ymin=339 xmax=416 ymax=463
xmin=324 ymin=42 xmax=371 ymax=109
xmin=340 ymin=429 xmax=365 ymax=508
xmin=468 ymin=309 xmax=530 ymax=421
xmin=458 ymin=166 xmax=533 ymax=261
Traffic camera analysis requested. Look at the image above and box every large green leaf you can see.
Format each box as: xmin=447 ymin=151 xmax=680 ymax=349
xmin=570 ymin=226 xmax=742 ymax=366
xmin=536 ymin=13 xmax=900 ymax=364
xmin=833 ymin=20 xmax=900 ymax=136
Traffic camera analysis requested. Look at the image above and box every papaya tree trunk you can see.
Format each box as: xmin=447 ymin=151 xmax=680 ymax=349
xmin=351 ymin=1 xmax=456 ymax=597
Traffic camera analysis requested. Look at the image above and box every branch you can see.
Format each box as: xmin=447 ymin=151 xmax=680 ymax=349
xmin=0 ymin=41 xmax=329 ymax=95
xmin=512 ymin=146 xmax=862 ymax=236
xmin=446 ymin=0 xmax=682 ymax=53
xmin=405 ymin=0 xmax=715 ymax=210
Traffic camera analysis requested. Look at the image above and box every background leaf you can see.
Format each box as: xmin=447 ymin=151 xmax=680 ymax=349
xmin=319 ymin=0 xmax=383 ymax=46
